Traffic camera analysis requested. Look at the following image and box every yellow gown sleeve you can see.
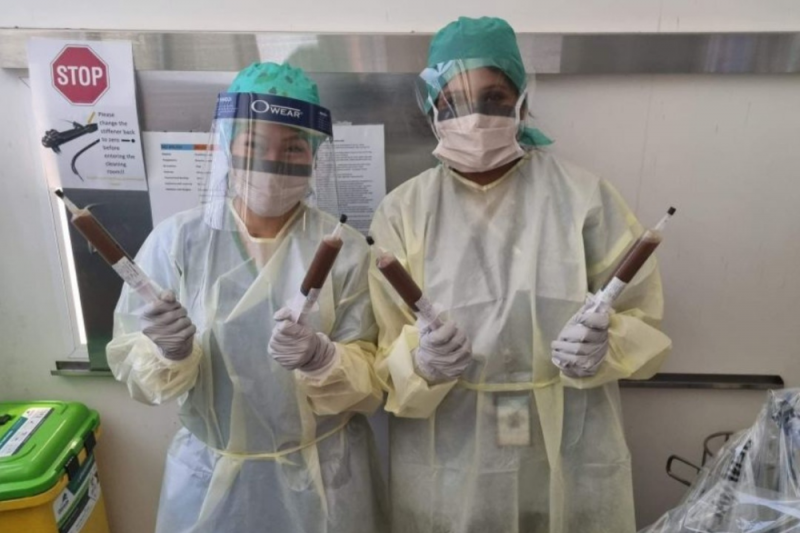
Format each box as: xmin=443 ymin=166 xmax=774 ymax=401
xmin=368 ymin=201 xmax=457 ymax=419
xmin=106 ymin=219 xmax=202 ymax=405
xmin=296 ymin=236 xmax=384 ymax=416
xmin=561 ymin=179 xmax=672 ymax=389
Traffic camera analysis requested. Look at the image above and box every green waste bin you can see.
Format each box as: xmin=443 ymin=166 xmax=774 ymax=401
xmin=0 ymin=401 xmax=110 ymax=532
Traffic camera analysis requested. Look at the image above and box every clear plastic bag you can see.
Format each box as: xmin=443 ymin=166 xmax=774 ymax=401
xmin=641 ymin=389 xmax=800 ymax=532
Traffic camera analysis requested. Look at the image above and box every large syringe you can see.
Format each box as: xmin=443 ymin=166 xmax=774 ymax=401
xmin=291 ymin=214 xmax=348 ymax=323
xmin=588 ymin=207 xmax=676 ymax=313
xmin=54 ymin=189 xmax=162 ymax=304
xmin=368 ymin=236 xmax=443 ymax=330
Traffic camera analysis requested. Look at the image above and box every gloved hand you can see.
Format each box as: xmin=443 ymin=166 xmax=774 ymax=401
xmin=415 ymin=319 xmax=472 ymax=383
xmin=269 ymin=307 xmax=337 ymax=372
xmin=551 ymin=296 xmax=610 ymax=378
xmin=142 ymin=290 xmax=197 ymax=361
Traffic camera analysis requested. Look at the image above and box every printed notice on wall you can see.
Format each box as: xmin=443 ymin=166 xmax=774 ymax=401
xmin=330 ymin=124 xmax=386 ymax=234
xmin=143 ymin=132 xmax=212 ymax=227
xmin=27 ymin=39 xmax=146 ymax=191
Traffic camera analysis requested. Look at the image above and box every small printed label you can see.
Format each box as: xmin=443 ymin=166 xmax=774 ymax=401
xmin=603 ymin=277 xmax=628 ymax=302
xmin=53 ymin=488 xmax=76 ymax=523
xmin=496 ymin=395 xmax=532 ymax=447
xmin=291 ymin=290 xmax=320 ymax=324
xmin=54 ymin=456 xmax=102 ymax=533
xmin=112 ymin=257 xmax=148 ymax=289
xmin=415 ymin=297 xmax=441 ymax=332
xmin=0 ymin=407 xmax=53 ymax=457
xmin=415 ymin=297 xmax=435 ymax=320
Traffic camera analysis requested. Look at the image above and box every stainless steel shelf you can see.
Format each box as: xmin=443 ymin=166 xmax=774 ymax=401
xmin=620 ymin=373 xmax=784 ymax=390
xmin=51 ymin=360 xmax=113 ymax=378
xmin=3 ymin=29 xmax=800 ymax=74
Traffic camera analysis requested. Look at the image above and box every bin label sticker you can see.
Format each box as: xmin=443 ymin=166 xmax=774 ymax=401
xmin=54 ymin=454 xmax=102 ymax=533
xmin=0 ymin=407 xmax=53 ymax=457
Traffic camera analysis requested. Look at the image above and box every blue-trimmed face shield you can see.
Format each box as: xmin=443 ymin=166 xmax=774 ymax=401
xmin=204 ymin=92 xmax=339 ymax=229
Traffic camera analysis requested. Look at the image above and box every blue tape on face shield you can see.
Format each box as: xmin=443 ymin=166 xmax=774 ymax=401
xmin=214 ymin=92 xmax=333 ymax=137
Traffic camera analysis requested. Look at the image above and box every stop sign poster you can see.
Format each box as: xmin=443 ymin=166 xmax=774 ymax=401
xmin=27 ymin=39 xmax=146 ymax=191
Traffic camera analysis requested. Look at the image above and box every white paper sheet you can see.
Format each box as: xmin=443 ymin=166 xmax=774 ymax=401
xmin=143 ymin=132 xmax=211 ymax=227
xmin=330 ymin=124 xmax=387 ymax=234
xmin=28 ymin=39 xmax=146 ymax=191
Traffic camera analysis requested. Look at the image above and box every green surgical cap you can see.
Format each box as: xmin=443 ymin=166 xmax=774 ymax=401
xmin=422 ymin=17 xmax=553 ymax=147
xmin=228 ymin=62 xmax=321 ymax=106
xmin=427 ymin=17 xmax=527 ymax=94
xmin=519 ymin=127 xmax=553 ymax=147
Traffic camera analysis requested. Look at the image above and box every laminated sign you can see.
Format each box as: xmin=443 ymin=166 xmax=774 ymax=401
xmin=28 ymin=39 xmax=147 ymax=191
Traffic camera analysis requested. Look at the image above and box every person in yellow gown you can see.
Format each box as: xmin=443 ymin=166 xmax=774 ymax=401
xmin=369 ymin=17 xmax=671 ymax=533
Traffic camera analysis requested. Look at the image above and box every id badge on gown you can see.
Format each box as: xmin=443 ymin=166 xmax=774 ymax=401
xmin=495 ymin=393 xmax=532 ymax=447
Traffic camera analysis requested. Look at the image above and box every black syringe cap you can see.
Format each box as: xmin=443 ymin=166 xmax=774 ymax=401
xmin=54 ymin=189 xmax=65 ymax=199
xmin=339 ymin=214 xmax=348 ymax=224
xmin=366 ymin=235 xmax=375 ymax=246
xmin=668 ymin=207 xmax=676 ymax=215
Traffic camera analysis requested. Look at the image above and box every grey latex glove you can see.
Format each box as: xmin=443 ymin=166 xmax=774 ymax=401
xmin=142 ymin=290 xmax=197 ymax=361
xmin=551 ymin=298 xmax=610 ymax=378
xmin=269 ymin=307 xmax=337 ymax=372
xmin=414 ymin=319 xmax=472 ymax=383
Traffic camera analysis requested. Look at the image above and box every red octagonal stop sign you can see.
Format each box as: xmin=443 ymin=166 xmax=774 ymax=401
xmin=50 ymin=45 xmax=110 ymax=105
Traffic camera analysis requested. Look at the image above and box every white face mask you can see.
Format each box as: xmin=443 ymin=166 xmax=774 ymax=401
xmin=231 ymin=167 xmax=309 ymax=218
xmin=431 ymin=95 xmax=526 ymax=173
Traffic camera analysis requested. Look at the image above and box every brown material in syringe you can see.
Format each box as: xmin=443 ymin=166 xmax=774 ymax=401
xmin=300 ymin=214 xmax=347 ymax=296
xmin=292 ymin=215 xmax=348 ymax=324
xmin=606 ymin=233 xmax=661 ymax=285
xmin=54 ymin=189 xmax=161 ymax=303
xmin=55 ymin=190 xmax=128 ymax=264
xmin=71 ymin=210 xmax=129 ymax=264
xmin=368 ymin=236 xmax=442 ymax=328
xmin=301 ymin=238 xmax=342 ymax=295
xmin=602 ymin=207 xmax=675 ymax=290
xmin=590 ymin=207 xmax=676 ymax=313
xmin=367 ymin=237 xmax=442 ymax=329
xmin=375 ymin=249 xmax=423 ymax=312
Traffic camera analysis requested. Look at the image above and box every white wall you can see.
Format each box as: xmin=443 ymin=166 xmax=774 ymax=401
xmin=534 ymin=74 xmax=800 ymax=524
xmin=2 ymin=3 xmax=800 ymax=533
xmin=0 ymin=68 xmax=181 ymax=533
xmin=2 ymin=0 xmax=800 ymax=32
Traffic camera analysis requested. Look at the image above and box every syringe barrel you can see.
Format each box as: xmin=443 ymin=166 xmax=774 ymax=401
xmin=376 ymin=252 xmax=423 ymax=311
xmin=111 ymin=257 xmax=162 ymax=304
xmin=71 ymin=211 xmax=129 ymax=265
xmin=415 ymin=296 xmax=443 ymax=331
xmin=300 ymin=236 xmax=343 ymax=296
xmin=56 ymin=191 xmax=163 ymax=305
xmin=602 ymin=230 xmax=662 ymax=289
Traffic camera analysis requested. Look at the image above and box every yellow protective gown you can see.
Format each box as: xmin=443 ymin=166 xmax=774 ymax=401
xmin=368 ymin=151 xmax=671 ymax=533
xmin=107 ymin=204 xmax=387 ymax=533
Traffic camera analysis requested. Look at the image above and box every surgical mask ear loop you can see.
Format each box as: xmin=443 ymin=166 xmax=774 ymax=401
xmin=513 ymin=93 xmax=527 ymax=142
xmin=428 ymin=95 xmax=443 ymax=139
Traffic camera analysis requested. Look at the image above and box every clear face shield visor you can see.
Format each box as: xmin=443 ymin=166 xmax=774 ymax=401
xmin=416 ymin=60 xmax=529 ymax=124
xmin=415 ymin=61 xmax=530 ymax=173
xmin=203 ymin=92 xmax=338 ymax=231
